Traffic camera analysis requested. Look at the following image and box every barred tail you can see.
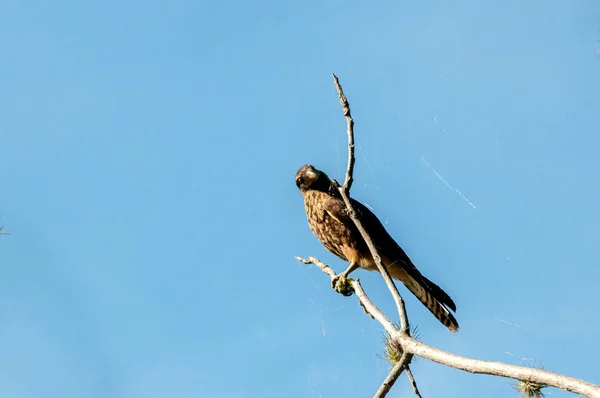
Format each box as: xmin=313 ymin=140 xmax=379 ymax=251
xmin=386 ymin=262 xmax=459 ymax=332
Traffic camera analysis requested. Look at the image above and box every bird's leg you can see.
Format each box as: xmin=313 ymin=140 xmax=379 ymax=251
xmin=331 ymin=263 xmax=359 ymax=296
xmin=339 ymin=263 xmax=359 ymax=279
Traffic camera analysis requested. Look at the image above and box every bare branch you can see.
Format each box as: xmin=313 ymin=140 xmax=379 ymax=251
xmin=329 ymin=75 xmax=409 ymax=333
xmin=297 ymin=256 xmax=412 ymax=397
xmin=331 ymin=74 xmax=355 ymax=193
xmin=374 ymin=352 xmax=411 ymax=398
xmin=392 ymin=332 xmax=600 ymax=398
xmin=296 ymin=256 xmax=395 ymax=332
xmin=405 ymin=367 xmax=423 ymax=398
xmin=295 ymin=256 xmax=336 ymax=279
xmin=297 ymin=256 xmax=600 ymax=398
xmin=350 ymin=276 xmax=397 ymax=335
xmin=332 ymin=178 xmax=410 ymax=333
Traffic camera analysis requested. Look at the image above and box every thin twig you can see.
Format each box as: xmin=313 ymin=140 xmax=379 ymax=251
xmin=296 ymin=256 xmax=393 ymax=329
xmin=332 ymin=73 xmax=355 ymax=193
xmin=329 ymin=75 xmax=410 ymax=334
xmin=374 ymin=353 xmax=410 ymax=398
xmin=330 ymin=74 xmax=410 ymax=396
xmin=296 ymin=256 xmax=336 ymax=279
xmin=297 ymin=256 xmax=409 ymax=398
xmin=330 ymin=178 xmax=410 ymax=333
xmin=350 ymin=274 xmax=399 ymax=335
xmin=406 ymin=367 xmax=423 ymax=398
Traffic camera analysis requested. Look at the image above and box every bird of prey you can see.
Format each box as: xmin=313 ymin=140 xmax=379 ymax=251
xmin=295 ymin=164 xmax=459 ymax=332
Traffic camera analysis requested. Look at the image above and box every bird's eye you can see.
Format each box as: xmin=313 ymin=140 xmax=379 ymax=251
xmin=296 ymin=177 xmax=304 ymax=185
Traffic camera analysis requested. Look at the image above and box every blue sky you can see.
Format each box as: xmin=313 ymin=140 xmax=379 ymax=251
xmin=2 ymin=1 xmax=600 ymax=397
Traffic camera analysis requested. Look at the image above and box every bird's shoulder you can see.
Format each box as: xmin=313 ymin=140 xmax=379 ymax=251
xmin=327 ymin=195 xmax=394 ymax=239
xmin=305 ymin=189 xmax=388 ymax=233
xmin=320 ymin=193 xmax=375 ymax=224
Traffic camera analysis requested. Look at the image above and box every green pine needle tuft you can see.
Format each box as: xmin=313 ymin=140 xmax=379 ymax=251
xmin=382 ymin=326 xmax=419 ymax=366
xmin=383 ymin=332 xmax=404 ymax=365
xmin=511 ymin=364 xmax=548 ymax=398
xmin=512 ymin=380 xmax=547 ymax=398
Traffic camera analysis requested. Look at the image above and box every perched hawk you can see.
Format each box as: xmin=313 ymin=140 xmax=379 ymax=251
xmin=296 ymin=164 xmax=459 ymax=332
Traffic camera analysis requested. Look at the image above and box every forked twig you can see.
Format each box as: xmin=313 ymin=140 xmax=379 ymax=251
xmin=332 ymin=73 xmax=355 ymax=193
xmin=374 ymin=353 xmax=411 ymax=398
xmin=406 ymin=367 xmax=422 ymax=398
xmin=330 ymin=74 xmax=410 ymax=335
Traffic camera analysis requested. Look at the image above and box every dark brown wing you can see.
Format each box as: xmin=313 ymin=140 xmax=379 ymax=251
xmin=323 ymin=194 xmax=459 ymax=331
xmin=323 ymin=195 xmax=413 ymax=268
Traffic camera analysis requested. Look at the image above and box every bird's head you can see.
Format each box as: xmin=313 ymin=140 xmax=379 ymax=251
xmin=295 ymin=164 xmax=331 ymax=193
